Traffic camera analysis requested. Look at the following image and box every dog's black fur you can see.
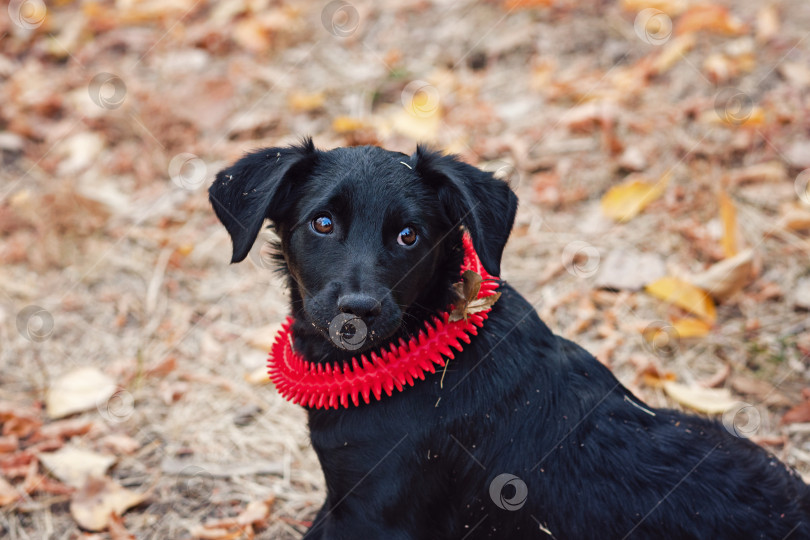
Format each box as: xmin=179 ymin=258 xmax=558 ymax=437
xmin=210 ymin=140 xmax=810 ymax=539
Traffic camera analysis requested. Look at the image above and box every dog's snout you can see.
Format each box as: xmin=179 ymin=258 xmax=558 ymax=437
xmin=337 ymin=293 xmax=382 ymax=318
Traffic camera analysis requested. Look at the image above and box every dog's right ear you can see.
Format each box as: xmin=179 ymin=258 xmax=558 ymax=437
xmin=209 ymin=139 xmax=317 ymax=263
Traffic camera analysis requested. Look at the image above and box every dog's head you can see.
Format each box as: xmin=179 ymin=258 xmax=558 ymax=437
xmin=209 ymin=139 xmax=517 ymax=353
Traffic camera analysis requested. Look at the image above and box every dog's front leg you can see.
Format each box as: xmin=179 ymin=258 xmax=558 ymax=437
xmin=303 ymin=408 xmax=430 ymax=540
xmin=303 ymin=493 xmax=417 ymax=540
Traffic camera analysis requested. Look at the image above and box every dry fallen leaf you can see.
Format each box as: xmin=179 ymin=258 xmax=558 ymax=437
xmin=0 ymin=476 xmax=20 ymax=506
xmin=719 ymin=191 xmax=738 ymax=257
xmin=670 ymin=317 xmax=712 ymax=338
xmin=449 ymin=270 xmax=501 ymax=322
xmin=652 ymin=34 xmax=696 ymax=75
xmin=778 ymin=203 xmax=810 ymax=232
xmin=389 ymin=108 xmax=441 ymax=142
xmin=35 ymin=418 xmax=94 ymax=442
xmin=690 ymin=249 xmax=754 ymax=302
xmin=46 ymin=367 xmax=117 ymax=419
xmin=190 ymin=497 xmax=274 ymax=539
xmin=243 ymin=322 xmax=284 ymax=351
xmin=600 ymin=173 xmax=669 ymax=222
xmin=39 ymin=445 xmax=116 ymax=488
xmin=638 ymin=363 xmax=677 ymax=389
xmin=233 ymin=18 xmax=272 ymax=53
xmin=795 ymin=278 xmax=810 ymax=311
xmin=0 ymin=402 xmax=42 ymax=438
xmin=730 ymin=374 xmax=793 ymax=408
xmin=662 ymin=381 xmax=738 ymax=414
xmin=332 ymin=116 xmax=369 ymax=133
xmin=729 ymin=161 xmax=787 ymax=185
xmin=756 ymin=4 xmax=780 ymax=43
xmin=287 ymin=92 xmax=326 ymax=113
xmin=781 ymin=399 xmax=810 ymax=425
xmin=108 ymin=512 xmax=136 ymax=540
xmin=0 ymin=435 xmax=18 ymax=453
xmin=70 ymin=476 xmax=146 ymax=532
xmin=245 ymin=366 xmax=271 ymax=386
xmin=97 ymin=434 xmax=140 ymax=455
xmin=676 ymin=5 xmax=748 ymax=36
xmin=503 ymin=0 xmax=555 ymax=10
xmin=645 ymin=276 xmax=717 ymax=322
xmin=620 ymin=0 xmax=688 ymax=16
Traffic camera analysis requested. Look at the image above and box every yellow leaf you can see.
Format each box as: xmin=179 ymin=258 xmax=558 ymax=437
xmin=645 ymin=276 xmax=717 ymax=322
xmin=719 ymin=106 xmax=766 ymax=127
xmin=718 ymin=191 xmax=738 ymax=257
xmin=620 ymin=0 xmax=688 ymax=16
xmin=332 ymin=116 xmax=368 ymax=133
xmin=600 ymin=173 xmax=669 ymax=222
xmin=670 ymin=317 xmax=712 ymax=338
xmin=389 ymin=109 xmax=440 ymax=142
xmin=245 ymin=366 xmax=271 ymax=385
xmin=288 ymin=92 xmax=325 ymax=112
xmin=662 ymin=381 xmax=738 ymax=414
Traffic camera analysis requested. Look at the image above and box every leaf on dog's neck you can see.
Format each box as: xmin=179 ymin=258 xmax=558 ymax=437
xmin=449 ymin=270 xmax=501 ymax=322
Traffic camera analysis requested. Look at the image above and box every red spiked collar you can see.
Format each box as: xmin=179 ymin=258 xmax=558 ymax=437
xmin=267 ymin=234 xmax=499 ymax=409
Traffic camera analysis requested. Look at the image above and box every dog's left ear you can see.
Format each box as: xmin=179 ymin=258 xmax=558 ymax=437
xmin=209 ymin=139 xmax=317 ymax=263
xmin=413 ymin=147 xmax=518 ymax=276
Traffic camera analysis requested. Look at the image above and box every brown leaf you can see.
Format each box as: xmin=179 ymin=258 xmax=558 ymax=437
xmin=0 ymin=436 xmax=19 ymax=454
xmin=35 ymin=418 xmax=93 ymax=442
xmin=0 ymin=402 xmax=42 ymax=439
xmin=70 ymin=477 xmax=146 ymax=531
xmin=730 ymin=374 xmax=793 ymax=408
xmin=676 ymin=5 xmax=748 ymax=36
xmin=449 ymin=271 xmax=500 ymax=322
xmin=236 ymin=498 xmax=273 ymax=526
xmin=108 ymin=512 xmax=136 ymax=540
xmin=781 ymin=399 xmax=810 ymax=425
xmin=503 ymin=0 xmax=555 ymax=9
xmin=453 ymin=270 xmax=483 ymax=305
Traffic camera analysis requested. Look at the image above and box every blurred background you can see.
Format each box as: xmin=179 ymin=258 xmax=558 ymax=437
xmin=2 ymin=0 xmax=810 ymax=538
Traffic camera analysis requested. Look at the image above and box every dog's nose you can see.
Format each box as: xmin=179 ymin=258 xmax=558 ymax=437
xmin=337 ymin=293 xmax=382 ymax=318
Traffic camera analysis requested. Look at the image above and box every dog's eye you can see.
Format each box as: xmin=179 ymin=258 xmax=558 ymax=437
xmin=397 ymin=226 xmax=418 ymax=246
xmin=312 ymin=214 xmax=334 ymax=235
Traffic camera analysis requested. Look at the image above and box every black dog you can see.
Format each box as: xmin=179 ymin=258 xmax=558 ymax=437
xmin=210 ymin=139 xmax=810 ymax=539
